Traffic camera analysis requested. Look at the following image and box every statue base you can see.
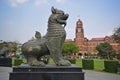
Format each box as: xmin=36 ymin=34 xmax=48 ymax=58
xmin=9 ymin=64 xmax=84 ymax=80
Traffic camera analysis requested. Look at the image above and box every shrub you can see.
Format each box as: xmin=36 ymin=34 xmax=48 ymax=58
xmin=0 ymin=58 xmax=12 ymax=67
xmin=104 ymin=60 xmax=119 ymax=73
xmin=14 ymin=59 xmax=23 ymax=66
xmin=82 ymin=59 xmax=94 ymax=70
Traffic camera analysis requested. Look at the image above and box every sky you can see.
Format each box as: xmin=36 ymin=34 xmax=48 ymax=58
xmin=0 ymin=0 xmax=120 ymax=43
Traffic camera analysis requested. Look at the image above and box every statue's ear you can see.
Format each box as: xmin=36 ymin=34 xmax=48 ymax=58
xmin=51 ymin=6 xmax=56 ymax=14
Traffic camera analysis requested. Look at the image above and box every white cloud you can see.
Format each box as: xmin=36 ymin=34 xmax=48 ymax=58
xmin=8 ymin=0 xmax=47 ymax=7
xmin=55 ymin=0 xmax=66 ymax=3
xmin=8 ymin=0 xmax=66 ymax=7
xmin=8 ymin=0 xmax=28 ymax=7
xmin=34 ymin=0 xmax=47 ymax=6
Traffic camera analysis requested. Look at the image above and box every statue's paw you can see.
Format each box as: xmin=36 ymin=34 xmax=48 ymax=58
xmin=31 ymin=60 xmax=45 ymax=67
xmin=57 ymin=59 xmax=71 ymax=66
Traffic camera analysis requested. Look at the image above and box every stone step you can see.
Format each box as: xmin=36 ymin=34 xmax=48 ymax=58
xmin=10 ymin=72 xmax=84 ymax=80
xmin=13 ymin=64 xmax=82 ymax=72
xmin=10 ymin=64 xmax=84 ymax=80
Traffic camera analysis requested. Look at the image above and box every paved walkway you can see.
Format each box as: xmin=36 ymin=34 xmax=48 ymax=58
xmin=0 ymin=67 xmax=12 ymax=80
xmin=84 ymin=70 xmax=120 ymax=80
xmin=0 ymin=67 xmax=120 ymax=80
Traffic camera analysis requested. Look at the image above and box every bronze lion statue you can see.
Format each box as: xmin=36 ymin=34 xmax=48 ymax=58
xmin=21 ymin=7 xmax=71 ymax=66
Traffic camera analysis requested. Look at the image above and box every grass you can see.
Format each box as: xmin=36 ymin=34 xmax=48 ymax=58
xmin=49 ymin=58 xmax=54 ymax=64
xmin=76 ymin=59 xmax=82 ymax=67
xmin=12 ymin=58 xmax=27 ymax=66
xmin=94 ymin=59 xmax=104 ymax=71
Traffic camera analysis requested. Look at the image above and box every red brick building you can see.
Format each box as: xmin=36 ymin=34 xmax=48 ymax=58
xmin=74 ymin=19 xmax=120 ymax=55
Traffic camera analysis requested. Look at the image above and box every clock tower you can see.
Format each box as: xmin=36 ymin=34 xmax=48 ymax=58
xmin=75 ymin=19 xmax=85 ymax=54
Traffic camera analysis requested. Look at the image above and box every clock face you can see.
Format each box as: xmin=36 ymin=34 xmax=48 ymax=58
xmin=78 ymin=28 xmax=81 ymax=32
xmin=78 ymin=22 xmax=81 ymax=24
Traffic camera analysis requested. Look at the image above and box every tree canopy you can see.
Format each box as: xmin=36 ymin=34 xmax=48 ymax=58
xmin=62 ymin=42 xmax=79 ymax=55
xmin=0 ymin=41 xmax=18 ymax=53
xmin=113 ymin=27 xmax=120 ymax=44
xmin=96 ymin=42 xmax=114 ymax=59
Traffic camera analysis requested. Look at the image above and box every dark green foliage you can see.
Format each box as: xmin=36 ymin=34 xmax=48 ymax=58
xmin=0 ymin=43 xmax=3 ymax=50
xmin=0 ymin=58 xmax=12 ymax=67
xmin=62 ymin=42 xmax=79 ymax=54
xmin=104 ymin=60 xmax=119 ymax=73
xmin=113 ymin=27 xmax=120 ymax=44
xmin=113 ymin=27 xmax=120 ymax=60
xmin=7 ymin=42 xmax=18 ymax=52
xmin=96 ymin=42 xmax=114 ymax=59
xmin=82 ymin=59 xmax=94 ymax=70
xmin=14 ymin=59 xmax=23 ymax=66
xmin=0 ymin=41 xmax=18 ymax=53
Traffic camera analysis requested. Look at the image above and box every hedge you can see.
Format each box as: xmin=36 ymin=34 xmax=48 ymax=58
xmin=82 ymin=59 xmax=94 ymax=70
xmin=104 ymin=60 xmax=119 ymax=73
xmin=0 ymin=58 xmax=12 ymax=67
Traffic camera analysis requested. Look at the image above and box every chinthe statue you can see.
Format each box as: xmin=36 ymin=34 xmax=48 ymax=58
xmin=21 ymin=7 xmax=71 ymax=66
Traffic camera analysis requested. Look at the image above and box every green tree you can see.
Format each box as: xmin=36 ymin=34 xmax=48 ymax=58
xmin=96 ymin=42 xmax=114 ymax=60
xmin=62 ymin=42 xmax=79 ymax=55
xmin=0 ymin=43 xmax=3 ymax=50
xmin=7 ymin=42 xmax=18 ymax=52
xmin=113 ymin=27 xmax=120 ymax=59
xmin=113 ymin=27 xmax=120 ymax=44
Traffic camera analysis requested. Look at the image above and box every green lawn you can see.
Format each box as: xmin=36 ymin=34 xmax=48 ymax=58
xmin=76 ymin=59 xmax=82 ymax=67
xmin=94 ymin=59 xmax=104 ymax=71
xmin=12 ymin=58 xmax=27 ymax=66
xmin=49 ymin=58 xmax=54 ymax=64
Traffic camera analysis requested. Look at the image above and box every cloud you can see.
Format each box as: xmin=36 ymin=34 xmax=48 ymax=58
xmin=8 ymin=0 xmax=47 ymax=7
xmin=8 ymin=0 xmax=67 ymax=7
xmin=34 ymin=0 xmax=47 ymax=6
xmin=55 ymin=0 xmax=66 ymax=4
xmin=8 ymin=0 xmax=28 ymax=7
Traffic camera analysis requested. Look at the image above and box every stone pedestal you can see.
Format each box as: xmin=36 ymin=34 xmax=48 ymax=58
xmin=9 ymin=64 xmax=84 ymax=80
xmin=0 ymin=58 xmax=12 ymax=67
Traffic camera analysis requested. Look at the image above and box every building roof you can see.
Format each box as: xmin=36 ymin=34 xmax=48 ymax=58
xmin=65 ymin=39 xmax=73 ymax=42
xmin=90 ymin=38 xmax=104 ymax=41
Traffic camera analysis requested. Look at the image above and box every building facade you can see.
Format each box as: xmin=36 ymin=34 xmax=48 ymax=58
xmin=74 ymin=19 xmax=120 ymax=55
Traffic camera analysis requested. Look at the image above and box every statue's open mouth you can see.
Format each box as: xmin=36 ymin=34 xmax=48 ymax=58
xmin=60 ymin=14 xmax=69 ymax=20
